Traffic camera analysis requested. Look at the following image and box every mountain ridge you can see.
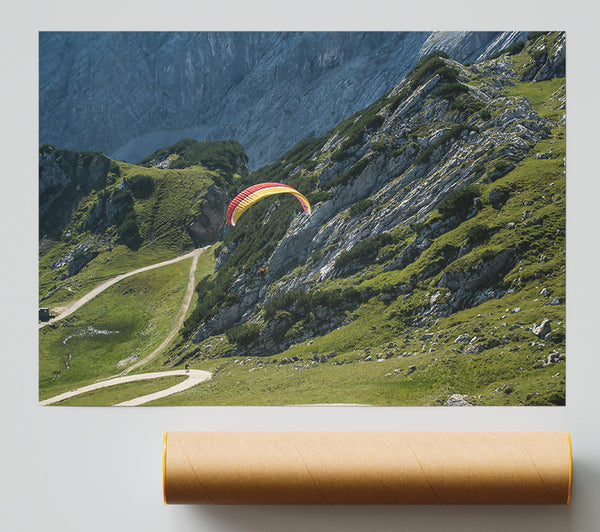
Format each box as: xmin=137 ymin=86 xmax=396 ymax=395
xmin=40 ymin=31 xmax=527 ymax=169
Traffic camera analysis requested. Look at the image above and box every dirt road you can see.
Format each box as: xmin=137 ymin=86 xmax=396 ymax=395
xmin=39 ymin=247 xmax=207 ymax=329
xmin=119 ymin=247 xmax=202 ymax=375
xmin=39 ymin=369 xmax=212 ymax=406
xmin=39 ymin=246 xmax=211 ymax=406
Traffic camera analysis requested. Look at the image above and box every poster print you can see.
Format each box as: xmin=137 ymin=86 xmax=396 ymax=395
xmin=38 ymin=31 xmax=565 ymax=406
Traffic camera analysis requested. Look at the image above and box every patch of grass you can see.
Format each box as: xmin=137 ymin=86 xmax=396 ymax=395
xmin=39 ymin=259 xmax=192 ymax=400
xmin=505 ymin=78 xmax=565 ymax=120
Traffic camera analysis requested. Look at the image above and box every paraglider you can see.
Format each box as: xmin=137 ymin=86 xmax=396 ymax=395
xmin=226 ymin=182 xmax=311 ymax=226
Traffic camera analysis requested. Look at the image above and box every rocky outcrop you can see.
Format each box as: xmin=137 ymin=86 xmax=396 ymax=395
xmin=186 ymin=185 xmax=227 ymax=245
xmin=40 ymin=32 xmax=529 ymax=169
xmin=444 ymin=394 xmax=473 ymax=406
xmin=418 ymin=31 xmax=528 ymax=64
xmin=39 ymin=145 xmax=113 ymax=238
xmin=533 ymin=318 xmax=552 ymax=339
xmin=82 ymin=190 xmax=132 ymax=231
xmin=521 ymin=33 xmax=566 ymax=82
xmin=67 ymin=251 xmax=99 ymax=277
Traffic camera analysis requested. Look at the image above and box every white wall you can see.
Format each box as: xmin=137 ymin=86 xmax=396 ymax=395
xmin=2 ymin=1 xmax=599 ymax=530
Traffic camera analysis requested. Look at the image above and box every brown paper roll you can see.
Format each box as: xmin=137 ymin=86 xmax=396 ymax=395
xmin=163 ymin=431 xmax=572 ymax=505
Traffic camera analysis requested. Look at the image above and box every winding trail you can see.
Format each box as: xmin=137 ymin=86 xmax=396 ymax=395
xmin=40 ymin=369 xmax=212 ymax=406
xmin=39 ymin=248 xmax=207 ymax=329
xmin=40 ymin=247 xmax=212 ymax=405
xmin=119 ymin=248 xmax=203 ymax=375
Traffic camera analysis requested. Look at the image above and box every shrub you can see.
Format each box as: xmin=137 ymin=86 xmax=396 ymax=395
xmin=451 ymin=93 xmax=484 ymax=115
xmin=335 ymin=233 xmax=396 ymax=270
xmin=331 ymin=148 xmax=350 ymax=163
xmin=387 ymin=93 xmax=405 ymax=114
xmin=116 ymin=212 xmax=142 ymax=249
xmin=480 ymin=109 xmax=492 ymax=120
xmin=341 ymin=286 xmax=361 ymax=302
xmin=465 ymin=224 xmax=490 ymax=244
xmin=325 ymin=156 xmax=372 ymax=190
xmin=527 ymin=31 xmax=549 ymax=41
xmin=264 ymin=288 xmax=310 ymax=319
xmin=349 ymin=199 xmax=374 ymax=217
xmin=125 ymin=174 xmax=155 ymax=199
xmin=529 ymin=49 xmax=546 ymax=62
xmin=506 ymin=41 xmax=526 ymax=56
xmin=488 ymin=40 xmax=526 ymax=60
xmin=342 ymin=129 xmax=364 ymax=150
xmin=364 ymin=114 xmax=385 ymax=130
xmin=111 ymin=188 xmax=134 ymax=206
xmin=308 ymin=190 xmax=332 ymax=204
xmin=437 ymin=185 xmax=481 ymax=219
xmin=410 ymin=51 xmax=449 ymax=72
xmin=371 ymin=141 xmax=388 ymax=152
xmin=225 ymin=322 xmax=262 ymax=346
xmin=433 ymin=82 xmax=469 ymax=99
xmin=109 ymin=160 xmax=121 ymax=177
xmin=434 ymin=66 xmax=459 ymax=83
xmin=138 ymin=138 xmax=249 ymax=177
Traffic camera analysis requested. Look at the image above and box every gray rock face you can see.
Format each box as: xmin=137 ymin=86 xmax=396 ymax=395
xmin=67 ymin=251 xmax=99 ymax=277
xmin=40 ymin=32 xmax=431 ymax=168
xmin=83 ymin=191 xmax=131 ymax=231
xmin=418 ymin=31 xmax=528 ymax=63
xmin=188 ymin=42 xmax=560 ymax=351
xmin=40 ymin=31 xmax=523 ymax=169
xmin=39 ymin=145 xmax=113 ymax=237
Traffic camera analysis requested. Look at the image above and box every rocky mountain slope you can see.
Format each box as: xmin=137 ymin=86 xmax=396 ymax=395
xmin=170 ymin=32 xmax=566 ymax=406
xmin=39 ymin=31 xmax=525 ymax=169
xmin=38 ymin=138 xmax=248 ymax=307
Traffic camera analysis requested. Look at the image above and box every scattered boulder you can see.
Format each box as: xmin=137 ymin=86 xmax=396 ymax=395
xmin=465 ymin=343 xmax=484 ymax=354
xmin=444 ymin=394 xmax=473 ymax=406
xmin=67 ymin=251 xmax=99 ymax=277
xmin=488 ymin=187 xmax=510 ymax=208
xmin=454 ymin=333 xmax=471 ymax=343
xmin=532 ymin=318 xmax=552 ymax=338
xmin=546 ymin=352 xmax=565 ymax=365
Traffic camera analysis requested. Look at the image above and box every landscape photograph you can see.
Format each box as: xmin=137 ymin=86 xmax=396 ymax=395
xmin=38 ymin=31 xmax=566 ymax=406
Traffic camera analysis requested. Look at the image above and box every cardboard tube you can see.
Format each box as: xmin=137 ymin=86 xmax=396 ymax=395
xmin=163 ymin=431 xmax=572 ymax=505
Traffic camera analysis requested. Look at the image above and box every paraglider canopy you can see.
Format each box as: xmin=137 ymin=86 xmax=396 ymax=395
xmin=226 ymin=182 xmax=311 ymax=226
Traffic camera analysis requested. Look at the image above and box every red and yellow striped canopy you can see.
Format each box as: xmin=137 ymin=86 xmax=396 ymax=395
xmin=226 ymin=182 xmax=311 ymax=226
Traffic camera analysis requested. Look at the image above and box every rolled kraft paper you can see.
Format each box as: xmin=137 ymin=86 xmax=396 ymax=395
xmin=163 ymin=431 xmax=572 ymax=505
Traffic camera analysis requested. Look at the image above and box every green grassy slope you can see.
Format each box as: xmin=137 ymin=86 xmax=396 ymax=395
xmin=39 ymin=140 xmax=247 ymax=311
xmin=39 ymin=259 xmax=192 ymax=400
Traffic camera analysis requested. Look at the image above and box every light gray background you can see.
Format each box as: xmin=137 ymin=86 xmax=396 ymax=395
xmin=2 ymin=1 xmax=599 ymax=530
